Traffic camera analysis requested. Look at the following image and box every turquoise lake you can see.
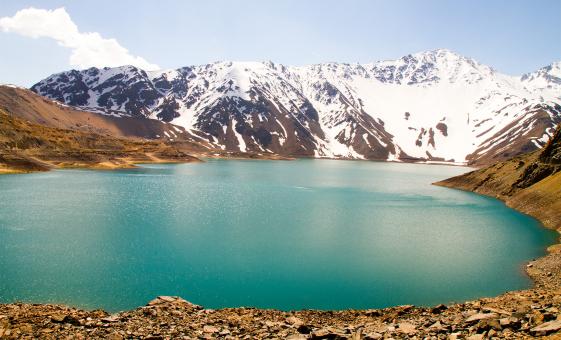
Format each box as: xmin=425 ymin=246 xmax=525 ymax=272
xmin=0 ymin=159 xmax=557 ymax=312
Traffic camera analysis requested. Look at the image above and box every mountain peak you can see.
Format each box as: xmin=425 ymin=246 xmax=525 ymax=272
xmin=369 ymin=49 xmax=494 ymax=85
xmin=521 ymin=60 xmax=561 ymax=88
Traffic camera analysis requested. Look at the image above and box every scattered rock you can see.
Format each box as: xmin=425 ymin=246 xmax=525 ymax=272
xmin=1 ymin=286 xmax=560 ymax=339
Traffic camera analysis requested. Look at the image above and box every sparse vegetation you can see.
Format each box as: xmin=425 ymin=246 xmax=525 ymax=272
xmin=0 ymin=109 xmax=200 ymax=173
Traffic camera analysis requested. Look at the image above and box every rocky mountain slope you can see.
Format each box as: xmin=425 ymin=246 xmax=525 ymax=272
xmin=0 ymin=85 xmax=215 ymax=151
xmin=0 ymin=108 xmax=200 ymax=174
xmin=32 ymin=49 xmax=561 ymax=165
xmin=436 ymin=125 xmax=561 ymax=230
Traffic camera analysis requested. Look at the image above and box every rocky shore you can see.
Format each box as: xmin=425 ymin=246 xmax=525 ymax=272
xmin=0 ymin=244 xmax=560 ymax=340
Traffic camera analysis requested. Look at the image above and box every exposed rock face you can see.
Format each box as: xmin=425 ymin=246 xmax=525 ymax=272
xmin=31 ymin=49 xmax=561 ymax=164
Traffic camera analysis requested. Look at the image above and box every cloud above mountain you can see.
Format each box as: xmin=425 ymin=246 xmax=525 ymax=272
xmin=0 ymin=7 xmax=159 ymax=71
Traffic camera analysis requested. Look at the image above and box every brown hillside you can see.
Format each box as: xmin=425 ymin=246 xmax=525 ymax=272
xmin=436 ymin=125 xmax=561 ymax=230
xmin=0 ymin=85 xmax=213 ymax=150
xmin=0 ymin=109 xmax=200 ymax=174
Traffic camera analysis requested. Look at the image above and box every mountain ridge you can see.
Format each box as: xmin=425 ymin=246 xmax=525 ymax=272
xmin=31 ymin=49 xmax=561 ymax=165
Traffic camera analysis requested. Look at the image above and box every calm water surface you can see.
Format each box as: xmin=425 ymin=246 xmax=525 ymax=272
xmin=0 ymin=159 xmax=556 ymax=312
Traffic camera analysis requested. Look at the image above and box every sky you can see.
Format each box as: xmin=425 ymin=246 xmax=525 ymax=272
xmin=0 ymin=0 xmax=560 ymax=86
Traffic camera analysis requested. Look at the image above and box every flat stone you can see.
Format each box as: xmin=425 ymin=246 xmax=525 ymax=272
xmin=476 ymin=318 xmax=502 ymax=331
xmin=158 ymin=296 xmax=177 ymax=303
xmin=286 ymin=335 xmax=307 ymax=340
xmin=265 ymin=321 xmax=277 ymax=327
xmin=101 ymin=315 xmax=120 ymax=323
xmin=465 ymin=312 xmax=498 ymax=323
xmin=482 ymin=307 xmax=511 ymax=315
xmin=311 ymin=328 xmax=344 ymax=339
xmin=50 ymin=314 xmax=66 ymax=323
xmin=499 ymin=316 xmax=520 ymax=328
xmin=431 ymin=304 xmax=448 ymax=313
xmin=364 ymin=332 xmax=383 ymax=340
xmin=531 ymin=319 xmax=561 ymax=334
xmin=285 ymin=316 xmax=303 ymax=325
xmin=203 ymin=325 xmax=219 ymax=333
xmin=466 ymin=335 xmax=484 ymax=340
xmin=397 ymin=322 xmax=416 ymax=334
xmin=147 ymin=296 xmax=186 ymax=306
xmin=296 ymin=324 xmax=312 ymax=334
xmin=428 ymin=321 xmax=447 ymax=332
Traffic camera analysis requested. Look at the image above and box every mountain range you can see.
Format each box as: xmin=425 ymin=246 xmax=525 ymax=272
xmin=30 ymin=49 xmax=561 ymax=165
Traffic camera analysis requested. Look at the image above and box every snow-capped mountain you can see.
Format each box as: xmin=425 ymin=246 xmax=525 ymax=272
xmin=31 ymin=49 xmax=561 ymax=164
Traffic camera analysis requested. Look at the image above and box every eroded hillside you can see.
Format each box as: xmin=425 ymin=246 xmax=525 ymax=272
xmin=436 ymin=125 xmax=561 ymax=230
xmin=0 ymin=109 xmax=200 ymax=174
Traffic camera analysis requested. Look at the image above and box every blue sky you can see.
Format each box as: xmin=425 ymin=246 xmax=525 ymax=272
xmin=1 ymin=0 xmax=560 ymax=86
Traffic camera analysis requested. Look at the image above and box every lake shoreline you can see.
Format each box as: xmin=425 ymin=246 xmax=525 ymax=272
xmin=2 ymin=136 xmax=561 ymax=339
xmin=1 ymin=175 xmax=560 ymax=339
xmin=0 ymin=151 xmax=301 ymax=175
xmin=0 ymin=252 xmax=559 ymax=338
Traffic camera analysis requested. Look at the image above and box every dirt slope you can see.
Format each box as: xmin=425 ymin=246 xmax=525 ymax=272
xmin=0 ymin=85 xmax=213 ymax=150
xmin=0 ymin=108 xmax=200 ymax=174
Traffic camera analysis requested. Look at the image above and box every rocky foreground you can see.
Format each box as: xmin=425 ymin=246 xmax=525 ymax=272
xmin=1 ymin=245 xmax=560 ymax=340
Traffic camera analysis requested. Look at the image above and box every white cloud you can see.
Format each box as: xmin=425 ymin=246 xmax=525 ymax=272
xmin=0 ymin=7 xmax=159 ymax=71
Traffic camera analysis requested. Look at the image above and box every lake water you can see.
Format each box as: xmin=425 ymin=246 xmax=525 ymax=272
xmin=0 ymin=159 xmax=556 ymax=312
